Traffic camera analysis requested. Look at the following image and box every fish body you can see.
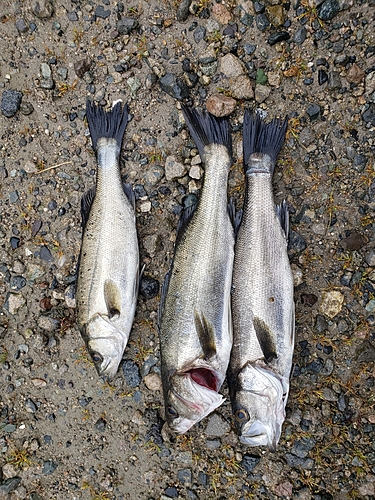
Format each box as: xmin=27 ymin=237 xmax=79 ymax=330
xmin=228 ymin=113 xmax=294 ymax=451
xmin=159 ymin=107 xmax=235 ymax=434
xmin=76 ymin=100 xmax=139 ymax=381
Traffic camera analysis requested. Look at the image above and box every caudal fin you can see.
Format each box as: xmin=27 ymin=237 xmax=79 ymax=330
xmin=243 ymin=111 xmax=287 ymax=173
xmin=86 ymin=99 xmax=128 ymax=151
xmin=181 ymin=105 xmax=232 ymax=161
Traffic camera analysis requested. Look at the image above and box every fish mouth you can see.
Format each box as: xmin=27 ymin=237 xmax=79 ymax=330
xmin=240 ymin=420 xmax=277 ymax=452
xmin=186 ymin=367 xmax=219 ymax=392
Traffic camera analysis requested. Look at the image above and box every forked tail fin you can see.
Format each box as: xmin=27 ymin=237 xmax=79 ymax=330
xmin=86 ymin=99 xmax=128 ymax=152
xmin=243 ymin=111 xmax=287 ymax=174
xmin=181 ymin=105 xmax=232 ymax=161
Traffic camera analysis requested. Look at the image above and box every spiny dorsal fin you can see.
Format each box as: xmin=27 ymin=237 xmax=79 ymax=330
xmin=81 ymin=186 xmax=96 ymax=228
xmin=194 ymin=312 xmax=217 ymax=360
xmin=253 ymin=316 xmax=277 ymax=363
xmin=104 ymin=279 xmax=121 ymax=320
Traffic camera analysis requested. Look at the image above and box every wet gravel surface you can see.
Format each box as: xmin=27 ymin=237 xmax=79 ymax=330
xmin=1 ymin=0 xmax=375 ymax=498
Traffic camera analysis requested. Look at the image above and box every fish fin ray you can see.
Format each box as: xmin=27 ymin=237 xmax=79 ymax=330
xmin=81 ymin=186 xmax=96 ymax=228
xmin=228 ymin=199 xmax=243 ymax=238
xmin=104 ymin=279 xmax=122 ymax=319
xmin=194 ymin=312 xmax=217 ymax=360
xmin=253 ymin=316 xmax=277 ymax=363
xmin=158 ymin=267 xmax=171 ymax=331
xmin=275 ymin=200 xmax=290 ymax=240
xmin=181 ymin=105 xmax=232 ymax=160
xmin=175 ymin=202 xmax=197 ymax=246
xmin=243 ymin=111 xmax=287 ymax=171
xmin=122 ymin=182 xmax=135 ymax=209
xmin=86 ymin=99 xmax=129 ymax=151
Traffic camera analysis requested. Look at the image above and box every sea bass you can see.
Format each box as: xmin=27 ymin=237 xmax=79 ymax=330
xmin=228 ymin=112 xmax=294 ymax=451
xmin=76 ymin=100 xmax=139 ymax=381
xmin=159 ymin=106 xmax=235 ymax=434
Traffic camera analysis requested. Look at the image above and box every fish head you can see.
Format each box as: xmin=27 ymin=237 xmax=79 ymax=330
xmin=232 ymin=364 xmax=286 ymax=451
xmin=164 ymin=370 xmax=224 ymax=434
xmin=83 ymin=314 xmax=127 ymax=381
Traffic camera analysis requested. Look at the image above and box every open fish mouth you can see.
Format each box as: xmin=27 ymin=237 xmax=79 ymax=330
xmin=186 ymin=367 xmax=219 ymax=392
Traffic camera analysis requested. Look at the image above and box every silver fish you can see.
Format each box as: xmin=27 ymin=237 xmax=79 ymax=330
xmin=228 ymin=112 xmax=294 ymax=451
xmin=159 ymin=106 xmax=235 ymax=434
xmin=76 ymin=100 xmax=139 ymax=381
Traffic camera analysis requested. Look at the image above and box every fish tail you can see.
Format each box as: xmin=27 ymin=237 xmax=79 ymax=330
xmin=243 ymin=111 xmax=287 ymax=173
xmin=181 ymin=105 xmax=232 ymax=160
xmin=86 ymin=99 xmax=128 ymax=151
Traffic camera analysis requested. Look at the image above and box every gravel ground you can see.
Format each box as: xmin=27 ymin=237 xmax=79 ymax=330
xmin=1 ymin=0 xmax=375 ymax=498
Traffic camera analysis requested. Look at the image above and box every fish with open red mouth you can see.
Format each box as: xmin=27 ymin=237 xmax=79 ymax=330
xmin=159 ymin=106 xmax=234 ymax=433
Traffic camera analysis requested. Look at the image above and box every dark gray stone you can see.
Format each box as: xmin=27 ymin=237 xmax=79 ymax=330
xmin=244 ymin=43 xmax=256 ymax=55
xmin=39 ymin=246 xmax=54 ymax=262
xmin=317 ymin=0 xmax=340 ymax=21
xmin=122 ymin=359 xmax=141 ymax=387
xmin=95 ymin=5 xmax=111 ymax=19
xmin=291 ymin=437 xmax=316 ymax=458
xmin=67 ymin=11 xmax=78 ymax=21
xmin=10 ymin=276 xmax=26 ymax=291
xmin=118 ymin=17 xmax=138 ymax=35
xmin=315 ymin=315 xmax=329 ymax=333
xmin=285 ymin=453 xmax=314 ymax=469
xmin=42 ymin=460 xmax=58 ymax=474
xmin=288 ymin=230 xmax=307 ymax=257
xmin=9 ymin=191 xmax=19 ymax=203
xmin=177 ymin=469 xmax=192 ymax=484
xmin=164 ymin=486 xmax=178 ymax=498
xmin=256 ymin=14 xmax=270 ymax=32
xmin=1 ymin=90 xmax=22 ymax=117
xmin=193 ymin=25 xmax=206 ymax=43
xmin=306 ymin=103 xmax=322 ymax=121
xmin=176 ymin=0 xmax=192 ymax=22
xmin=294 ymin=27 xmax=307 ymax=44
xmin=158 ymin=73 xmax=190 ymax=100
xmin=363 ymin=104 xmax=375 ymax=126
xmin=140 ymin=276 xmax=159 ymax=299
xmin=268 ymin=31 xmax=290 ymax=46
xmin=15 ymin=18 xmax=28 ymax=33
xmin=241 ymin=454 xmax=261 ymax=473
xmin=0 ymin=477 xmax=21 ymax=494
xmin=318 ymin=69 xmax=328 ymax=85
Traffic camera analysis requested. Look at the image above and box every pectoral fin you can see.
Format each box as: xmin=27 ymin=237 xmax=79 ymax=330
xmin=104 ymin=279 xmax=122 ymax=320
xmin=253 ymin=317 xmax=277 ymax=363
xmin=194 ymin=312 xmax=217 ymax=360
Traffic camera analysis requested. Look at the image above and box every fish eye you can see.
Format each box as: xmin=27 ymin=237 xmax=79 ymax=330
xmin=91 ymin=352 xmax=103 ymax=364
xmin=167 ymin=405 xmax=179 ymax=418
xmin=235 ymin=408 xmax=249 ymax=422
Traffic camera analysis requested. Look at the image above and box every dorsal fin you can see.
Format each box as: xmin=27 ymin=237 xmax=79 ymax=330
xmin=275 ymin=200 xmax=289 ymax=240
xmin=81 ymin=186 xmax=96 ymax=228
xmin=253 ymin=316 xmax=277 ymax=363
xmin=194 ymin=312 xmax=217 ymax=360
xmin=104 ymin=279 xmax=122 ymax=320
